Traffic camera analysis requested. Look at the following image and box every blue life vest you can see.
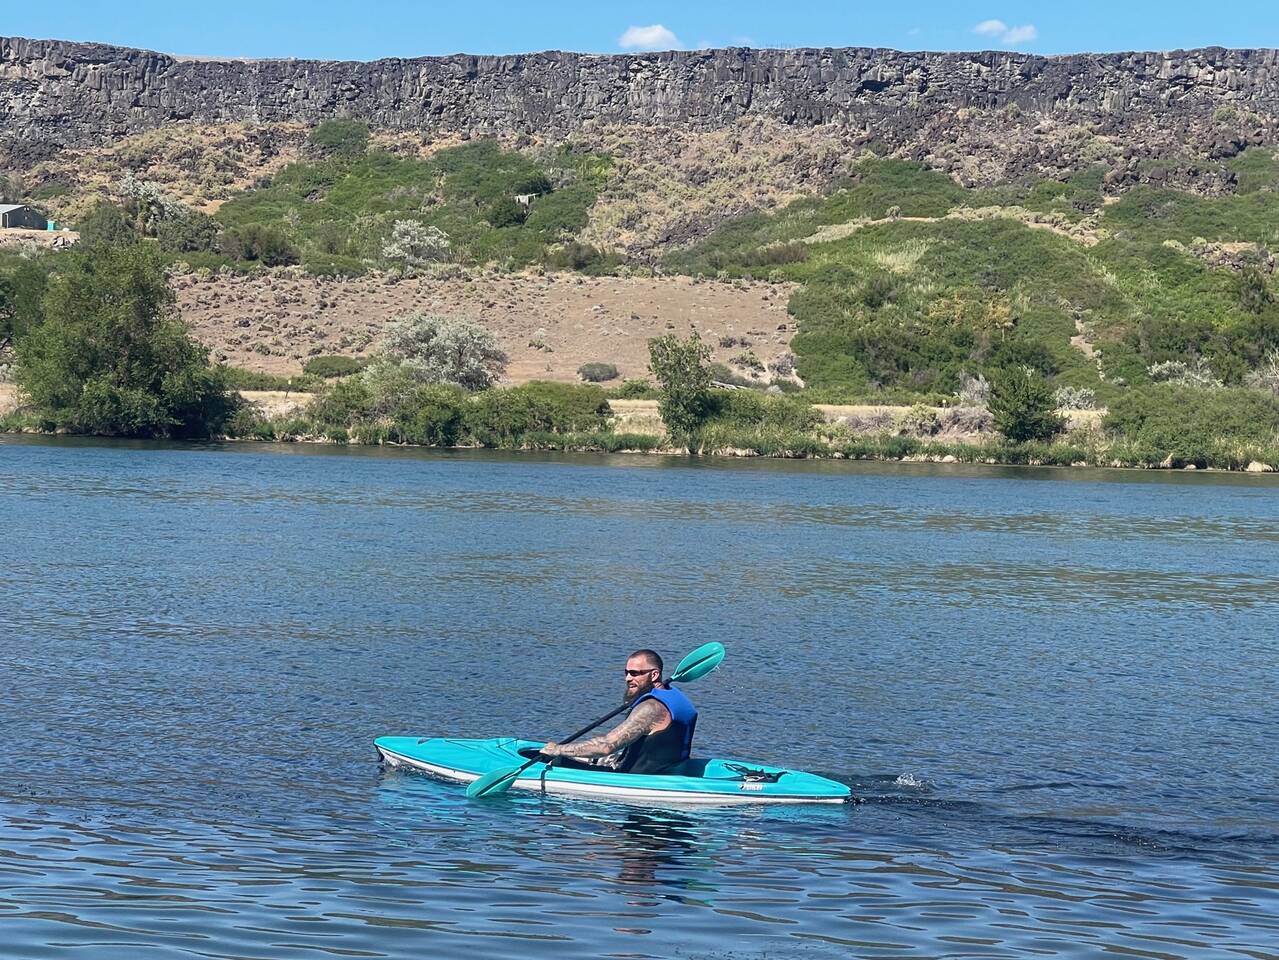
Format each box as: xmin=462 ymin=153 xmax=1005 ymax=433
xmin=616 ymin=686 xmax=698 ymax=774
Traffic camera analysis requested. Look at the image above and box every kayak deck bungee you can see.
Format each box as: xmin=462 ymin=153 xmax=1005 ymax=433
xmin=375 ymin=736 xmax=852 ymax=805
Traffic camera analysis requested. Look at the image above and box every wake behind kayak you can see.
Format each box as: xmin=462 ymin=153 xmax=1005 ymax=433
xmin=375 ymin=736 xmax=852 ymax=805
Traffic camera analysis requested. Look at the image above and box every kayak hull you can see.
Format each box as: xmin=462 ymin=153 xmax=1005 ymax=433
xmin=375 ymin=736 xmax=851 ymax=805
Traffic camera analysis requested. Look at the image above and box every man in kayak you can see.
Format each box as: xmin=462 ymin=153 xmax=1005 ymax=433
xmin=539 ymin=649 xmax=698 ymax=774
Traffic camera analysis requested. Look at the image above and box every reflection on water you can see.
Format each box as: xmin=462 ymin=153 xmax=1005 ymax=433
xmin=2 ymin=437 xmax=1278 ymax=958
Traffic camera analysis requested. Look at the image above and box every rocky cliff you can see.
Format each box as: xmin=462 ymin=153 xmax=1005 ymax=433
xmin=4 ymin=36 xmax=1279 ymax=161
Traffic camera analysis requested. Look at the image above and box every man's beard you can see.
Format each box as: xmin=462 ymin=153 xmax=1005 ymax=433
xmin=623 ymin=683 xmax=640 ymax=704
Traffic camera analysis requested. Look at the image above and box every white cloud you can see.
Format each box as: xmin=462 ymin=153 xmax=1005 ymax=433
xmin=973 ymin=19 xmax=1038 ymax=46
xmin=1002 ymin=24 xmax=1038 ymax=44
xmin=619 ymin=24 xmax=684 ymax=51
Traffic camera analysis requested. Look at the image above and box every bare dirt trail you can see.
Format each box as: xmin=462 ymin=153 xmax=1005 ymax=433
xmin=175 ymin=271 xmax=798 ymax=384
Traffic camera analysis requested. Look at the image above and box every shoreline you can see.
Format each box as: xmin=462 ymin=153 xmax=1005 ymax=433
xmin=4 ymin=425 xmax=1275 ymax=476
xmin=2 ymin=384 xmax=1274 ymax=474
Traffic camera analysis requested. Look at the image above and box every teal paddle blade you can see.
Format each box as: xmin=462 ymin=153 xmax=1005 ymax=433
xmin=465 ymin=766 xmax=523 ymax=800
xmin=671 ymin=642 xmax=725 ymax=683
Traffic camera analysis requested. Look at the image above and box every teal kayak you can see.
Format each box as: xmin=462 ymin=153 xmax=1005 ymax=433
xmin=375 ymin=736 xmax=852 ymax=805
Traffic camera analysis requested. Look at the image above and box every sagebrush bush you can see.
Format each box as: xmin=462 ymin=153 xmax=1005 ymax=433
xmin=578 ymin=362 xmax=619 ymax=382
xmin=1053 ymin=386 xmax=1098 ymax=410
xmin=381 ymin=313 xmax=507 ymax=391
xmin=896 ymin=403 xmax=942 ymax=436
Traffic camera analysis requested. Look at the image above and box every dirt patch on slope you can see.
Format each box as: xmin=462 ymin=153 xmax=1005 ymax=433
xmin=174 ymin=271 xmax=798 ymax=383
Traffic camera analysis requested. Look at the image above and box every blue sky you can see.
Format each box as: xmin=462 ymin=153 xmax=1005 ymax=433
xmin=4 ymin=1 xmax=1276 ymax=60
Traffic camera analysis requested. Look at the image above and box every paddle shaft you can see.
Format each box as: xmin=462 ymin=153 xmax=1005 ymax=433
xmin=467 ymin=642 xmax=722 ymax=799
xmin=506 ymin=681 xmax=681 ymax=780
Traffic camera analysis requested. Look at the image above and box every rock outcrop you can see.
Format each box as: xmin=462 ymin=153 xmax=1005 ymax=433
xmin=3 ymin=36 xmax=1279 ymax=164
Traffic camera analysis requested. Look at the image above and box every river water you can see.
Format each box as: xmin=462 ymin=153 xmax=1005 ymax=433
xmin=2 ymin=436 xmax=1277 ymax=959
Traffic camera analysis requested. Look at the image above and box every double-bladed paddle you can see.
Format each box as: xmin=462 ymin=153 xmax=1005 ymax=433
xmin=465 ymin=641 xmax=725 ymax=800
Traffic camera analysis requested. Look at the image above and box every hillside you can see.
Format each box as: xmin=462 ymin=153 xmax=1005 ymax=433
xmin=1 ymin=37 xmax=1277 ymax=414
xmin=668 ymin=154 xmax=1279 ymax=400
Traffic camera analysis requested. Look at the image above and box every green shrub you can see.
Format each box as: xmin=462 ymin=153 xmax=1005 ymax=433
xmin=308 ymin=119 xmax=370 ymax=157
xmin=577 ymin=362 xmax=619 ymax=382
xmin=466 ymin=381 xmax=611 ymax=445
xmin=607 ymin=378 xmax=659 ymax=399
xmin=1239 ymin=267 xmax=1274 ymax=314
xmin=1105 ymin=383 xmax=1279 ymax=464
xmin=306 ymin=377 xmax=374 ymax=433
xmin=157 ymin=210 xmax=220 ymax=253
xmin=544 ymin=240 xmax=619 ymax=274
xmin=0 ymin=254 xmax=52 ymax=344
xmin=396 ymin=384 xmax=468 ymax=446
xmin=487 ymin=197 xmax=528 ymax=227
xmin=705 ymin=390 xmax=819 ymax=431
xmin=301 ymin=371 xmax=467 ymax=445
xmin=220 ymin=224 xmax=300 ymax=266
xmin=303 ymin=355 xmax=365 ymax=379
xmin=223 ymin=405 xmax=277 ymax=440
xmin=76 ymin=201 xmax=138 ymax=247
xmin=217 ymin=365 xmax=302 ymax=391
xmin=305 ymin=254 xmax=366 ymax=278
xmin=988 ymin=367 xmax=1065 ymax=443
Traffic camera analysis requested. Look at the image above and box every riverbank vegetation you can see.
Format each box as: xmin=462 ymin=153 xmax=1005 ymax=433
xmin=2 ymin=244 xmax=1278 ymax=469
xmin=3 ymin=138 xmax=1279 ymax=471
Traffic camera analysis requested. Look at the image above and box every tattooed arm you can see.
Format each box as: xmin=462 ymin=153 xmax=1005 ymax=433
xmin=541 ymin=700 xmax=668 ymax=760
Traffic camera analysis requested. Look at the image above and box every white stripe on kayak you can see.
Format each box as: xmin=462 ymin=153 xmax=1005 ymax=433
xmin=377 ymin=746 xmax=849 ymax=805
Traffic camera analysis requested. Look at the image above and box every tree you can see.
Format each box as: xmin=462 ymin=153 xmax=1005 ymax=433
xmin=76 ymin=201 xmax=138 ymax=247
xmin=13 ymin=245 xmax=235 ymax=437
xmin=647 ymin=332 xmax=712 ymax=448
xmin=379 ymin=313 xmax=507 ymax=391
xmin=0 ymin=257 xmax=51 ymax=347
xmin=987 ymin=366 xmax=1065 ymax=443
xmin=381 ymin=220 xmax=451 ymax=273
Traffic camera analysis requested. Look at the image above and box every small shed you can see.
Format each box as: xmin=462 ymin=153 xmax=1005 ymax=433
xmin=0 ymin=204 xmax=48 ymax=230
